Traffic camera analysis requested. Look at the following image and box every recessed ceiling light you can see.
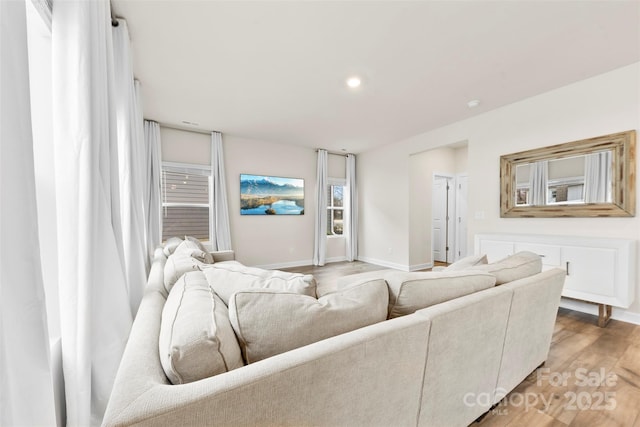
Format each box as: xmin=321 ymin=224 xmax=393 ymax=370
xmin=346 ymin=76 xmax=361 ymax=88
xmin=467 ymin=99 xmax=480 ymax=108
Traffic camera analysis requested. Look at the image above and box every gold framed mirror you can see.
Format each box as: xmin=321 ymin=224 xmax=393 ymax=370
xmin=500 ymin=130 xmax=636 ymax=217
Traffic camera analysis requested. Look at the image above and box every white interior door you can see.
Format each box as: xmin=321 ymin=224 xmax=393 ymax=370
xmin=455 ymin=175 xmax=468 ymax=261
xmin=433 ymin=176 xmax=454 ymax=263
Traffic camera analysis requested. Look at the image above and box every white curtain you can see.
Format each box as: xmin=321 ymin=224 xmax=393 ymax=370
xmin=210 ymin=132 xmax=232 ymax=251
xmin=584 ymin=151 xmax=612 ymax=203
xmin=313 ymin=150 xmax=328 ymax=266
xmin=113 ymin=18 xmax=147 ymax=314
xmin=144 ymin=119 xmax=162 ymax=258
xmin=529 ymin=160 xmax=548 ymax=205
xmin=344 ymin=154 xmax=358 ymax=262
xmin=52 ymin=1 xmax=133 ymax=424
xmin=0 ymin=1 xmax=57 ymax=424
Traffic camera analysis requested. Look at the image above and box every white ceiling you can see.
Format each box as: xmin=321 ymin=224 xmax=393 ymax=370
xmin=112 ymin=0 xmax=640 ymax=153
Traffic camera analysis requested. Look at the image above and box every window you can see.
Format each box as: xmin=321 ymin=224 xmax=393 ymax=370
xmin=161 ymin=162 xmax=211 ymax=241
xmin=327 ymin=180 xmax=345 ymax=235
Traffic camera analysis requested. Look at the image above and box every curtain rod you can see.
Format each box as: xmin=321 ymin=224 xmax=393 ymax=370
xmin=155 ymin=122 xmax=218 ymax=136
xmin=316 ymin=149 xmax=352 ymax=157
xmin=154 ymin=124 xmax=351 ymax=154
xmin=110 ymin=0 xmax=119 ymax=27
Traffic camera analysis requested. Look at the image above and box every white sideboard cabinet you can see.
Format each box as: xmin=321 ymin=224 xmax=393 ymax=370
xmin=474 ymin=233 xmax=637 ymax=327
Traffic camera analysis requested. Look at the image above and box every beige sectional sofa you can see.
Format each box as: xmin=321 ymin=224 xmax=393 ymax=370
xmin=103 ymin=245 xmax=566 ymax=427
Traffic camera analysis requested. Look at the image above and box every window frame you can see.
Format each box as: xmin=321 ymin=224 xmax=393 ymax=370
xmin=327 ymin=177 xmax=346 ymax=237
xmin=161 ymin=161 xmax=212 ymax=242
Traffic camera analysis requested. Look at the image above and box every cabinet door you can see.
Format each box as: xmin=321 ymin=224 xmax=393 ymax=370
xmin=561 ymin=246 xmax=616 ymax=301
xmin=514 ymin=243 xmax=561 ymax=269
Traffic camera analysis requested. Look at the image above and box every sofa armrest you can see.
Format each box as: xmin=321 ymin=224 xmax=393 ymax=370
xmin=211 ymin=250 xmax=235 ymax=263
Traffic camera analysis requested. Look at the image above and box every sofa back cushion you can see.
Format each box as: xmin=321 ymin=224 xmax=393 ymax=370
xmin=385 ymin=271 xmax=496 ymax=318
xmin=471 ymin=251 xmax=542 ymax=285
xmin=202 ymin=261 xmax=317 ymax=305
xmin=159 ymin=271 xmax=244 ymax=384
xmin=445 ymin=254 xmax=488 ymax=271
xmin=228 ymin=279 xmax=388 ymax=363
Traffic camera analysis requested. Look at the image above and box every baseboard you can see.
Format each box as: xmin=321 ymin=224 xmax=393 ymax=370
xmin=253 ymin=256 xmax=349 ymax=270
xmin=559 ymin=298 xmax=640 ymax=326
xmin=253 ymin=259 xmax=312 ymax=270
xmin=409 ymin=262 xmax=433 ymax=271
xmin=612 ymin=309 xmax=640 ymax=326
xmin=357 ymin=256 xmax=410 ymax=272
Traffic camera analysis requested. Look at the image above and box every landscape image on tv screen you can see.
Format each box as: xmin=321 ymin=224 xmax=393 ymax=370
xmin=240 ymin=174 xmax=304 ymax=215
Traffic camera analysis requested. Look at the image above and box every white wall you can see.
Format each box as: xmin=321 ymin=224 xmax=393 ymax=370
xmin=454 ymin=146 xmax=468 ymax=174
xmin=408 ymin=147 xmax=458 ymax=269
xmin=358 ymin=146 xmax=410 ymax=270
xmin=161 ymin=128 xmax=347 ymax=267
xmin=161 ymin=126 xmax=210 ymax=165
xmin=359 ymin=62 xmax=640 ymax=314
xmin=224 ymin=135 xmax=317 ymax=267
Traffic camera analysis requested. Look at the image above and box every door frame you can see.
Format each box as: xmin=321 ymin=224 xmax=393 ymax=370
xmin=431 ymin=173 xmax=456 ymax=264
xmin=454 ymin=173 xmax=469 ymax=262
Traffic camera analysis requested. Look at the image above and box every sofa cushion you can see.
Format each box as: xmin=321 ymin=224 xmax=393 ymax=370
xmin=163 ymin=240 xmax=213 ymax=292
xmin=177 ymin=237 xmax=214 ymax=263
xmin=202 ymin=261 xmax=317 ymax=305
xmin=162 ymin=236 xmax=183 ymax=257
xmin=185 ymin=235 xmax=208 ymax=252
xmin=471 ymin=251 xmax=542 ymax=285
xmin=229 ymin=279 xmax=388 ymax=363
xmin=385 ymin=271 xmax=497 ymax=318
xmin=159 ymin=271 xmax=244 ymax=384
xmin=445 ymin=254 xmax=488 ymax=271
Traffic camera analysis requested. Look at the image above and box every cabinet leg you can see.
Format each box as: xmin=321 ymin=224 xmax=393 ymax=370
xmin=598 ymin=304 xmax=612 ymax=327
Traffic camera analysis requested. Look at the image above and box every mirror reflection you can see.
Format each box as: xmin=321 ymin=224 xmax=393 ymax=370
xmin=514 ymin=150 xmax=613 ymax=206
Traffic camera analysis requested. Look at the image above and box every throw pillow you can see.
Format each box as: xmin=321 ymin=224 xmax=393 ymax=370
xmin=163 ymin=239 xmax=210 ymax=292
xmin=445 ymin=254 xmax=488 ymax=271
xmin=385 ymin=270 xmax=497 ymax=318
xmin=471 ymin=251 xmax=542 ymax=285
xmin=162 ymin=236 xmax=183 ymax=257
xmin=228 ymin=279 xmax=388 ymax=363
xmin=185 ymin=235 xmax=208 ymax=252
xmin=159 ymin=271 xmax=244 ymax=384
xmin=202 ymin=261 xmax=317 ymax=305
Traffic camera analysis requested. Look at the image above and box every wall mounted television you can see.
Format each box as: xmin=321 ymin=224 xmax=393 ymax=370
xmin=240 ymin=174 xmax=304 ymax=215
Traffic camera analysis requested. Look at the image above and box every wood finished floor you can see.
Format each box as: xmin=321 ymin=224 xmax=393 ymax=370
xmin=282 ymin=261 xmax=640 ymax=427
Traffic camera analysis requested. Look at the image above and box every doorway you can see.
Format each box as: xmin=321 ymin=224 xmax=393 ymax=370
xmin=432 ymin=175 xmax=455 ymax=263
